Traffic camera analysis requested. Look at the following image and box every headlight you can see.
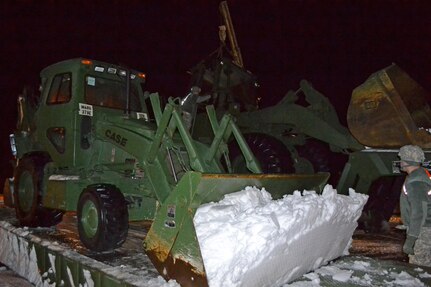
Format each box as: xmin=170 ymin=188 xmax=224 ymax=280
xmin=9 ymin=134 xmax=17 ymax=157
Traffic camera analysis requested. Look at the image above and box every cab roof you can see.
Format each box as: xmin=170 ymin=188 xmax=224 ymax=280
xmin=40 ymin=58 xmax=146 ymax=83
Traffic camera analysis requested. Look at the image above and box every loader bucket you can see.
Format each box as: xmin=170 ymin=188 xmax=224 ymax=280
xmin=347 ymin=63 xmax=431 ymax=148
xmin=144 ymin=171 xmax=329 ymax=286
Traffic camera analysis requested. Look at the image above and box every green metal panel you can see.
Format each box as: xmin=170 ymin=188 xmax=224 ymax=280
xmin=44 ymin=180 xmax=68 ymax=210
xmin=336 ymin=149 xmax=401 ymax=195
xmin=236 ymin=100 xmax=362 ymax=152
xmin=34 ymin=58 xmax=147 ymax=169
xmin=45 ymin=175 xmax=157 ymax=220
xmin=44 ymin=178 xmax=87 ymax=211
xmin=126 ymin=195 xmax=157 ymax=221
xmin=13 ymin=132 xmax=34 ymax=159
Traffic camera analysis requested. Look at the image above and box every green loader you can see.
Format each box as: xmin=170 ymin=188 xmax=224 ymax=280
xmin=186 ymin=2 xmax=431 ymax=231
xmin=189 ymin=48 xmax=431 ymax=231
xmin=3 ymin=58 xmax=328 ymax=286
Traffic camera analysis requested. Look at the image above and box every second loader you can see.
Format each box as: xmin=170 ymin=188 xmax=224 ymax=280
xmin=3 ymin=58 xmax=328 ymax=286
xmin=187 ymin=1 xmax=431 ymax=231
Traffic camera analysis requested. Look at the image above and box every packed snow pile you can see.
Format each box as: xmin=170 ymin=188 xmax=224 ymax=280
xmin=194 ymin=185 xmax=368 ymax=287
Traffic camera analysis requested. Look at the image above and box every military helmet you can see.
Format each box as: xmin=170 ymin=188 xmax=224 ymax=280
xmin=398 ymin=145 xmax=425 ymax=165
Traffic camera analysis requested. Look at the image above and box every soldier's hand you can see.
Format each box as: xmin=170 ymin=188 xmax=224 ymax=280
xmin=403 ymin=235 xmax=417 ymax=255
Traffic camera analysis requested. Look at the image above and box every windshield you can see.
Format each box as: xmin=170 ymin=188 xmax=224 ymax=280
xmin=85 ymin=75 xmax=142 ymax=111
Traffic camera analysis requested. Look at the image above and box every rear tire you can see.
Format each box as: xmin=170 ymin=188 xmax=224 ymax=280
xmin=230 ymin=133 xmax=294 ymax=174
xmin=297 ymin=139 xmax=347 ymax=185
xmin=77 ymin=184 xmax=128 ymax=252
xmin=297 ymin=139 xmax=331 ymax=172
xmin=361 ymin=176 xmax=404 ymax=233
xmin=14 ymin=153 xmax=63 ymax=227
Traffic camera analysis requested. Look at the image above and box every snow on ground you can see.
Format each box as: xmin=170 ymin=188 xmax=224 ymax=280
xmin=194 ymin=185 xmax=368 ymax=287
xmin=286 ymin=256 xmax=431 ymax=286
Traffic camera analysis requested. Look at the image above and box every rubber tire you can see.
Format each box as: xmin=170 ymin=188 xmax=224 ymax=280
xmin=361 ymin=176 xmax=404 ymax=233
xmin=297 ymin=139 xmax=348 ymax=185
xmin=77 ymin=184 xmax=128 ymax=252
xmin=297 ymin=139 xmax=331 ymax=172
xmin=230 ymin=133 xmax=294 ymax=174
xmin=14 ymin=153 xmax=64 ymax=227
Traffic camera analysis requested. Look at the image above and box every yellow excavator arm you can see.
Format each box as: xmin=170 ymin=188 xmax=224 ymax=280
xmin=219 ymin=1 xmax=244 ymax=68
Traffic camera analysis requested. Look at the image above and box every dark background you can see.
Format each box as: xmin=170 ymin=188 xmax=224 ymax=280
xmin=1 ymin=0 xmax=431 ymax=182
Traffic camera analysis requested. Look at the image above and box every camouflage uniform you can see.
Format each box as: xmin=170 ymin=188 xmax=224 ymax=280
xmin=400 ymin=167 xmax=431 ymax=267
xmin=410 ymin=227 xmax=431 ymax=266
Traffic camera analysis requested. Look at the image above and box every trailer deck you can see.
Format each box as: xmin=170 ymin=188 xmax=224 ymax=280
xmin=1 ymin=202 xmax=430 ymax=287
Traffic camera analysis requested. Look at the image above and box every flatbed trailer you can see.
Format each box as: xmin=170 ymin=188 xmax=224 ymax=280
xmin=1 ymin=202 xmax=431 ymax=287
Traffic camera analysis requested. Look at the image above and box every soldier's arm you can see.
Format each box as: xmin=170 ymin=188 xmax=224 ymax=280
xmin=406 ymin=181 xmax=429 ymax=237
xmin=399 ymin=192 xmax=410 ymax=228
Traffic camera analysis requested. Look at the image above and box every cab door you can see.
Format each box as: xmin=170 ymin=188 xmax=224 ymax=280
xmin=35 ymin=72 xmax=77 ymax=166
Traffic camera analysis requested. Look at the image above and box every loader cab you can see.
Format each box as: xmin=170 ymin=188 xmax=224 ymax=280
xmin=191 ymin=55 xmax=260 ymax=114
xmin=35 ymin=58 xmax=148 ymax=168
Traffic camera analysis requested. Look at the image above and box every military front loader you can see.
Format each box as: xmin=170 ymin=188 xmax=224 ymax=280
xmin=189 ymin=1 xmax=363 ymax=179
xmin=186 ymin=1 xmax=431 ymax=231
xmin=3 ymin=58 xmax=328 ymax=286
xmin=189 ymin=49 xmax=431 ymax=230
xmin=191 ymin=49 xmax=431 ymax=228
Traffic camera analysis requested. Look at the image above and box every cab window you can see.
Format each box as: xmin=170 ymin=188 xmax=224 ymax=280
xmin=47 ymin=73 xmax=72 ymax=104
xmin=85 ymin=75 xmax=142 ymax=111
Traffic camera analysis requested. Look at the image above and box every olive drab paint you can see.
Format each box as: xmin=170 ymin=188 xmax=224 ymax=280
xmin=8 ymin=58 xmax=329 ymax=286
xmin=105 ymin=129 xmax=128 ymax=147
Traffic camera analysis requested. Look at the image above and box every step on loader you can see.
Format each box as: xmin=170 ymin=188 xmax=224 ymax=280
xmin=4 ymin=58 xmax=328 ymax=286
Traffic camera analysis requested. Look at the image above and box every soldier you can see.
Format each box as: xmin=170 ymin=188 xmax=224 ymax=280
xmin=398 ymin=145 xmax=431 ymax=267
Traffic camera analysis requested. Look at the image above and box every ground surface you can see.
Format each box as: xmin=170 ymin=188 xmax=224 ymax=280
xmin=350 ymin=216 xmax=408 ymax=262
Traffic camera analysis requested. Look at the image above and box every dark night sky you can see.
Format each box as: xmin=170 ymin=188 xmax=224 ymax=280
xmin=1 ymin=0 xmax=431 ymax=181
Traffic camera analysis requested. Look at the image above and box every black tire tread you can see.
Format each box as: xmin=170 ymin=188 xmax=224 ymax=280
xmin=231 ymin=133 xmax=294 ymax=174
xmin=297 ymin=139 xmax=348 ymax=185
xmin=362 ymin=176 xmax=404 ymax=232
xmin=78 ymin=184 xmax=128 ymax=252
xmin=14 ymin=153 xmax=63 ymax=227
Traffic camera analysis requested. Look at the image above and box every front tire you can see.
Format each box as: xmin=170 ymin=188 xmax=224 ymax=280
xmin=77 ymin=184 xmax=128 ymax=252
xmin=14 ymin=153 xmax=63 ymax=227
